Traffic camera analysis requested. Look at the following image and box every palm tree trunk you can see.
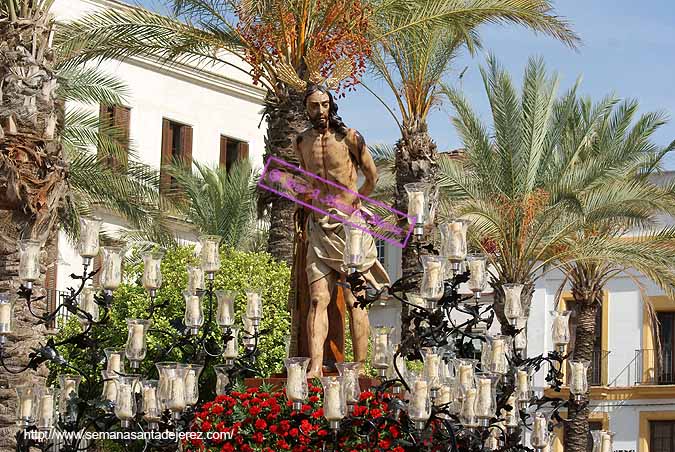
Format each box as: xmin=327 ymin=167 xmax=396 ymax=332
xmin=0 ymin=18 xmax=67 ymax=450
xmin=394 ymin=118 xmax=437 ymax=331
xmin=565 ymin=288 xmax=602 ymax=452
xmin=258 ymin=90 xmax=309 ymax=357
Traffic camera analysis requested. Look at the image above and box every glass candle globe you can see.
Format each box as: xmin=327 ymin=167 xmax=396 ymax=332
xmin=100 ymin=245 xmax=124 ymax=292
xmin=114 ymin=375 xmax=139 ymax=426
xmin=155 ymin=362 xmax=177 ymax=412
xmin=165 ymin=365 xmax=189 ymax=416
xmin=284 ymin=357 xmax=310 ymax=408
xmin=466 ymin=253 xmax=488 ymax=297
xmin=343 ymin=222 xmax=366 ymax=268
xmin=181 ymin=363 xmax=204 ymax=406
xmin=439 ymin=219 xmax=470 ymax=262
xmin=457 ymin=359 xmax=476 ymax=397
xmin=503 ymin=283 xmax=524 ymax=326
xmin=101 ymin=370 xmax=118 ymax=403
xmin=0 ymin=292 xmax=15 ymax=334
xmin=245 ymin=288 xmax=263 ymax=325
xmin=420 ymin=255 xmax=446 ymax=301
xmin=125 ymin=319 xmax=152 ymax=368
xmin=242 ymin=316 xmax=255 ymax=349
xmin=531 ymin=412 xmax=550 ymax=449
xmin=15 ymin=386 xmax=37 ymax=427
xmin=408 ymin=371 xmax=432 ymax=429
xmin=141 ymin=379 xmax=161 ymax=429
xmin=460 ymin=386 xmax=478 ymax=428
xmin=58 ymin=374 xmax=82 ymax=419
xmin=513 ymin=317 xmax=528 ymax=353
xmin=214 ymin=365 xmax=230 ymax=395
xmin=371 ymin=326 xmax=393 ymax=373
xmin=422 ymin=347 xmax=442 ymax=391
xmin=515 ymin=367 xmax=532 ymax=403
xmin=141 ymin=248 xmax=165 ymax=292
xmin=77 ymin=216 xmax=102 ymax=259
xmin=200 ymin=235 xmax=222 ymax=274
xmin=404 ymin=182 xmax=431 ymax=228
xmin=79 ymin=286 xmax=99 ymax=324
xmin=336 ymin=362 xmax=361 ymax=407
xmin=502 ymin=394 xmax=519 ymax=430
xmin=474 ymin=373 xmax=499 ymax=426
xmin=18 ymin=239 xmax=41 ymax=284
xmin=486 ymin=335 xmax=509 ymax=374
xmin=569 ymin=360 xmax=590 ymax=399
xmin=597 ymin=431 xmax=615 ymax=452
xmin=36 ymin=387 xmax=56 ymax=430
xmin=186 ymin=266 xmax=204 ymax=295
xmin=320 ymin=376 xmax=346 ymax=428
xmin=215 ymin=290 xmax=236 ymax=327
xmin=551 ymin=310 xmax=572 ymax=351
xmin=183 ymin=291 xmax=203 ymax=333
xmin=105 ymin=347 xmax=125 ymax=375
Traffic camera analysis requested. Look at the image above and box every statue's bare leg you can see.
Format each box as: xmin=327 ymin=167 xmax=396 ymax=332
xmin=343 ymin=275 xmax=369 ymax=368
xmin=307 ymin=271 xmax=337 ymax=378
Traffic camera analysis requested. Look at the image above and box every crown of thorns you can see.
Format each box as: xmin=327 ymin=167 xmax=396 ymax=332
xmin=275 ymin=48 xmax=353 ymax=92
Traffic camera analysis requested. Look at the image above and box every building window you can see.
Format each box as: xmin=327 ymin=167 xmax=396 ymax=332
xmin=657 ymin=312 xmax=675 ymax=384
xmin=376 ymin=239 xmax=386 ymax=266
xmin=161 ymin=119 xmax=193 ymax=193
xmin=651 ymin=420 xmax=675 ymax=452
xmin=219 ymin=135 xmax=249 ymax=172
xmin=98 ymin=104 xmax=130 ymax=168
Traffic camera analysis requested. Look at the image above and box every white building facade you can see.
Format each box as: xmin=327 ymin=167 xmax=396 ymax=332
xmin=50 ymin=0 xmax=267 ymax=294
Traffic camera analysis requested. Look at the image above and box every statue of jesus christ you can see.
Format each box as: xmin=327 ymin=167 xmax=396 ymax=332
xmin=293 ymin=84 xmax=390 ymax=378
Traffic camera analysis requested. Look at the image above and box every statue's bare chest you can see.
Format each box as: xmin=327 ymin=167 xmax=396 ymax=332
xmin=299 ymin=131 xmax=356 ymax=188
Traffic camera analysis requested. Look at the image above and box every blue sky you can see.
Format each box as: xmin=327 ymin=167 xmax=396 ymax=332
xmin=138 ymin=0 xmax=675 ymax=167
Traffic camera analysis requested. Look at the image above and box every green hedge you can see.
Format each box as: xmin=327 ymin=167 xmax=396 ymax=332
xmin=55 ymin=245 xmax=291 ymax=393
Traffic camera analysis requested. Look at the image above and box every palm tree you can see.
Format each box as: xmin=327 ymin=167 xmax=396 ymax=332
xmin=166 ymin=159 xmax=266 ymax=251
xmin=551 ymin=98 xmax=675 ymax=451
xmin=368 ymin=0 xmax=577 ymax=282
xmin=0 ymin=0 xmax=68 ymax=448
xmin=441 ymin=57 xmax=675 ymax=449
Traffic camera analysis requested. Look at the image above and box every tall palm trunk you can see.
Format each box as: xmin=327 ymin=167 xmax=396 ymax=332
xmin=259 ymin=90 xmax=309 ymax=356
xmin=0 ymin=18 xmax=67 ymax=450
xmin=565 ymin=285 xmax=602 ymax=452
xmin=394 ymin=118 xmax=437 ymax=331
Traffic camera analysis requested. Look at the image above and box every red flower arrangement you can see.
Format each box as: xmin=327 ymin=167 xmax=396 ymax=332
xmin=182 ymin=381 xmax=449 ymax=452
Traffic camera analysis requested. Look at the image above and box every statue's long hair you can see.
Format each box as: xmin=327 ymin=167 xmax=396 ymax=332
xmin=304 ymin=84 xmax=348 ymax=136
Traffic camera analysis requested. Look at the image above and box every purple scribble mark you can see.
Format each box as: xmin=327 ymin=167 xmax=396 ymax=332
xmin=258 ymin=156 xmax=415 ymax=248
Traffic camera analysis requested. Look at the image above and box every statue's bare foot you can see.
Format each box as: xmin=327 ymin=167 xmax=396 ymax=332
xmin=306 ymin=368 xmax=322 ymax=379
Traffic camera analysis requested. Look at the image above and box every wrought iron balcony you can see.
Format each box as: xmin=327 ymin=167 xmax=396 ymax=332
xmin=590 ymin=349 xmax=610 ymax=386
xmin=634 ymin=348 xmax=675 ymax=385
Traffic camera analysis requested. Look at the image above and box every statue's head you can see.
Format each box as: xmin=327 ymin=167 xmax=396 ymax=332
xmin=303 ymin=84 xmax=347 ymax=135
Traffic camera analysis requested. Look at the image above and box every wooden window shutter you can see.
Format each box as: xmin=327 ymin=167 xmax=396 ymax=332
xmin=181 ymin=125 xmax=193 ymax=169
xmin=160 ymin=119 xmax=173 ymax=192
xmin=238 ymin=141 xmax=249 ymax=162
xmin=113 ymin=106 xmax=131 ymax=167
xmin=219 ymin=135 xmax=228 ymax=168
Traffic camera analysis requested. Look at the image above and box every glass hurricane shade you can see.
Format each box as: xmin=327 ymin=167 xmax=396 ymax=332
xmin=466 ymin=253 xmax=488 ymax=293
xmin=199 ymin=235 xmax=222 ymax=273
xmin=284 ymin=357 xmax=310 ymax=403
xmin=18 ymin=239 xmax=41 ymax=282
xmin=100 ymin=245 xmax=124 ymax=290
xmin=0 ymin=292 xmax=15 ymax=334
xmin=404 ymin=182 xmax=432 ymax=226
xmin=141 ymin=248 xmax=165 ymax=291
xmin=420 ymin=255 xmax=445 ymax=300
xmin=77 ymin=216 xmax=102 ymax=258
xmin=215 ymin=290 xmax=236 ymax=327
xmin=125 ymin=319 xmax=152 ymax=363
xmin=439 ymin=220 xmax=470 ymax=262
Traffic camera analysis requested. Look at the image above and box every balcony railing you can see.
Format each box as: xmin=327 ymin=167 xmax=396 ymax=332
xmin=634 ymin=348 xmax=675 ymax=385
xmin=590 ymin=349 xmax=610 ymax=386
